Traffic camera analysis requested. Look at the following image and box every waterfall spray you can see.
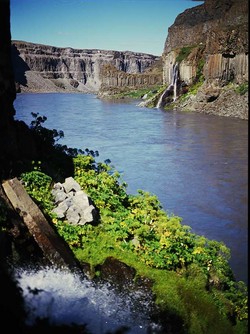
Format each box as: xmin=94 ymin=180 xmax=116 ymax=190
xmin=156 ymin=63 xmax=179 ymax=108
xmin=15 ymin=265 xmax=162 ymax=334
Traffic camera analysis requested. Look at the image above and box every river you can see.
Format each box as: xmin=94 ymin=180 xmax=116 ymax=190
xmin=14 ymin=92 xmax=248 ymax=284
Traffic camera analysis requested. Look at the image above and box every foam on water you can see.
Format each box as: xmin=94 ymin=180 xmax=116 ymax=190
xmin=15 ymin=265 xmax=161 ymax=334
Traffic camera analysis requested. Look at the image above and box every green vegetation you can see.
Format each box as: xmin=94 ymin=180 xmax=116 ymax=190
xmin=2 ymin=113 xmax=247 ymax=333
xmin=19 ymin=155 xmax=248 ymax=332
xmin=178 ymin=55 xmax=205 ymax=106
xmin=180 ymin=80 xmax=204 ymax=102
xmin=21 ymin=164 xmax=54 ymax=215
xmin=176 ymin=46 xmax=195 ymax=63
xmin=110 ymin=86 xmax=162 ymax=100
xmin=196 ymin=58 xmax=205 ymax=82
xmin=235 ymin=82 xmax=248 ymax=95
xmin=141 ymin=85 xmax=170 ymax=108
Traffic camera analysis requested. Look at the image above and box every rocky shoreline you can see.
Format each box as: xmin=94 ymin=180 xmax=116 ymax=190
xmin=175 ymin=83 xmax=248 ymax=120
xmin=16 ymin=79 xmax=248 ymax=121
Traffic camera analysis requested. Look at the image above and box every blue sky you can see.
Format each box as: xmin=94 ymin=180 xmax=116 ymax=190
xmin=10 ymin=0 xmax=204 ymax=56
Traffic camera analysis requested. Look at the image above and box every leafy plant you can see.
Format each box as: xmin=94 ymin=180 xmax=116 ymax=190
xmin=235 ymin=82 xmax=248 ymax=95
xmin=20 ymin=169 xmax=54 ymax=214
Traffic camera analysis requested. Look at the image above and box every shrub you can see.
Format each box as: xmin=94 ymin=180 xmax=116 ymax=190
xmin=20 ymin=168 xmax=54 ymax=214
xmin=18 ymin=117 xmax=248 ymax=332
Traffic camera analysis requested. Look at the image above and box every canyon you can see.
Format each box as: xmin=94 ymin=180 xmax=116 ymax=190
xmin=10 ymin=0 xmax=248 ymax=119
xmin=0 ymin=1 xmax=248 ymax=331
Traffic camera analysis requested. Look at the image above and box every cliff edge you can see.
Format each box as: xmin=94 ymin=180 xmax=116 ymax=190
xmin=161 ymin=0 xmax=248 ymax=119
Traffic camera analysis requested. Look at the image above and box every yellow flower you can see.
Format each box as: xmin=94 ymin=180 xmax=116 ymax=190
xmin=192 ymin=247 xmax=203 ymax=254
xmin=164 ymin=231 xmax=172 ymax=237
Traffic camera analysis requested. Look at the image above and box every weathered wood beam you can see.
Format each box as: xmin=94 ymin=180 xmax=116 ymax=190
xmin=2 ymin=178 xmax=82 ymax=272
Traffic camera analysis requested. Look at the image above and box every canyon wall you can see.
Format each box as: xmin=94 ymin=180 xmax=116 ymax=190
xmin=161 ymin=0 xmax=248 ymax=119
xmin=10 ymin=0 xmax=248 ymax=118
xmin=12 ymin=40 xmax=162 ymax=93
xmin=163 ymin=0 xmax=248 ymax=85
xmin=100 ymin=63 xmax=162 ymax=88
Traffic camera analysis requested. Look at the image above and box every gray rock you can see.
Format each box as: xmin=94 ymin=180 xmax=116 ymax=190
xmin=72 ymin=190 xmax=90 ymax=210
xmin=78 ymin=218 xmax=87 ymax=226
xmin=82 ymin=205 xmax=96 ymax=223
xmin=51 ymin=177 xmax=99 ymax=225
xmin=2 ymin=178 xmax=82 ymax=270
xmin=12 ymin=40 xmax=161 ymax=94
xmin=51 ymin=182 xmax=64 ymax=196
xmin=51 ymin=200 xmax=69 ymax=218
xmin=54 ymin=190 xmax=67 ymax=204
xmin=63 ymin=177 xmax=81 ymax=193
xmin=66 ymin=206 xmax=80 ymax=225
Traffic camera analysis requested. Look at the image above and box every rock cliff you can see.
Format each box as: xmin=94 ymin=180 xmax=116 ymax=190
xmin=10 ymin=0 xmax=248 ymax=119
xmin=0 ymin=1 xmax=16 ymax=126
xmin=0 ymin=1 xmax=38 ymax=179
xmin=11 ymin=40 xmax=162 ymax=93
xmin=0 ymin=1 xmax=30 ymax=331
xmin=161 ymin=0 xmax=248 ymax=119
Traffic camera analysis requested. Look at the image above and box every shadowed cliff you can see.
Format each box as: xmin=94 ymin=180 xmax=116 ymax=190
xmin=0 ymin=2 xmax=29 ymax=332
xmin=0 ymin=1 xmax=79 ymax=332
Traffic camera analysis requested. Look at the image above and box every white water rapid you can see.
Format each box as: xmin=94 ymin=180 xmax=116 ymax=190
xmin=15 ymin=265 xmax=162 ymax=334
xmin=156 ymin=63 xmax=179 ymax=108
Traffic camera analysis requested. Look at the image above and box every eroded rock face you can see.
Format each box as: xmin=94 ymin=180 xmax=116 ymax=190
xmin=163 ymin=0 xmax=248 ymax=84
xmin=161 ymin=0 xmax=248 ymax=119
xmin=11 ymin=40 xmax=161 ymax=93
xmin=164 ymin=0 xmax=248 ymax=55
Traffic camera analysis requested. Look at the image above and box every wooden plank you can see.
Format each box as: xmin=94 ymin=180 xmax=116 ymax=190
xmin=2 ymin=178 xmax=82 ymax=271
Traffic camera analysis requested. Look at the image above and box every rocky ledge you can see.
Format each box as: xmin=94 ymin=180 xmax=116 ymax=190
xmin=176 ymin=82 xmax=248 ymax=120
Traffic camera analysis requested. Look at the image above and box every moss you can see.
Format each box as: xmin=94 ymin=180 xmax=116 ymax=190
xmin=75 ymin=244 xmax=242 ymax=333
xmin=176 ymin=46 xmax=195 ymax=63
xmin=196 ymin=58 xmax=205 ymax=82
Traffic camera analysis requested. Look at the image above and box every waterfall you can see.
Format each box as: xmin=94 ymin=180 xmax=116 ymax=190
xmin=156 ymin=63 xmax=179 ymax=108
xmin=15 ymin=265 xmax=162 ymax=334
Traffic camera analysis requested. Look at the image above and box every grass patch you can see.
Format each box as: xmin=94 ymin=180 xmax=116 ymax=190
xmin=235 ymin=82 xmax=248 ymax=95
xmin=111 ymin=86 xmax=162 ymax=100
